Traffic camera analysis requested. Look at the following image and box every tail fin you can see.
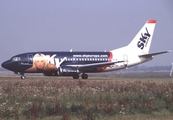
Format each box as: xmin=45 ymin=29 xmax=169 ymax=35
xmin=127 ymin=20 xmax=156 ymax=55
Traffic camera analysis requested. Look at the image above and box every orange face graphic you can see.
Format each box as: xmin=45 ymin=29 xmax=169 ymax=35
xmin=35 ymin=59 xmax=45 ymax=70
xmin=33 ymin=54 xmax=47 ymax=71
xmin=26 ymin=53 xmax=58 ymax=72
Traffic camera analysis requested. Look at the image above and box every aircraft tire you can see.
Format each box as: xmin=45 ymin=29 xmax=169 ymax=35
xmin=73 ymin=74 xmax=79 ymax=79
xmin=21 ymin=75 xmax=25 ymax=80
xmin=81 ymin=74 xmax=88 ymax=79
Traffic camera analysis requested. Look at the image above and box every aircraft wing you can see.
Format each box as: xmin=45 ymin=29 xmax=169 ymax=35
xmin=78 ymin=61 xmax=124 ymax=68
xmin=139 ymin=50 xmax=171 ymax=58
xmin=66 ymin=61 xmax=124 ymax=70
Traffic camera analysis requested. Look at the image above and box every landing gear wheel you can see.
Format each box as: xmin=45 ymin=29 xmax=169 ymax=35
xmin=21 ymin=75 xmax=25 ymax=80
xmin=81 ymin=74 xmax=88 ymax=79
xmin=73 ymin=74 xmax=79 ymax=79
xmin=20 ymin=73 xmax=25 ymax=80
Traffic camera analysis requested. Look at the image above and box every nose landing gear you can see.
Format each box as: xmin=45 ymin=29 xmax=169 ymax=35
xmin=21 ymin=75 xmax=26 ymax=80
xmin=20 ymin=73 xmax=25 ymax=80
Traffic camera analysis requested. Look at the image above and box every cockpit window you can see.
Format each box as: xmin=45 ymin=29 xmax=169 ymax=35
xmin=12 ymin=57 xmax=21 ymax=61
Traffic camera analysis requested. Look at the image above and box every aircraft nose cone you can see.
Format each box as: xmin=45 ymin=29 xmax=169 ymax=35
xmin=1 ymin=61 xmax=9 ymax=69
xmin=1 ymin=60 xmax=16 ymax=71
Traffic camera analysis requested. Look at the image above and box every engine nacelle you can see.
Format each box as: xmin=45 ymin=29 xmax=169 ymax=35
xmin=58 ymin=66 xmax=79 ymax=76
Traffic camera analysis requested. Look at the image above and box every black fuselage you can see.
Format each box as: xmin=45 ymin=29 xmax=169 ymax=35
xmin=2 ymin=51 xmax=112 ymax=74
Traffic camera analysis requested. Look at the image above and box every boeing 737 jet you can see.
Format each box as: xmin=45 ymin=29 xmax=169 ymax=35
xmin=1 ymin=20 xmax=170 ymax=79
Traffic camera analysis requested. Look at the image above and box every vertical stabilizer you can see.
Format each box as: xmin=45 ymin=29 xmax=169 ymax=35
xmin=127 ymin=20 xmax=156 ymax=55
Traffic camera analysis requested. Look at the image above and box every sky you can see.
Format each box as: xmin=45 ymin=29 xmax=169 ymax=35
xmin=0 ymin=0 xmax=173 ymax=67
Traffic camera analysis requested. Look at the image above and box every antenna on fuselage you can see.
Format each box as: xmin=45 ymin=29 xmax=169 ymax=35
xmin=170 ymin=62 xmax=173 ymax=76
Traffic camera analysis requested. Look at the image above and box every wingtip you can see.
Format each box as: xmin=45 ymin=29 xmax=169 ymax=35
xmin=167 ymin=50 xmax=172 ymax=53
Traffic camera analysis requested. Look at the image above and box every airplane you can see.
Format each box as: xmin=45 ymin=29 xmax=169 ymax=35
xmin=1 ymin=20 xmax=170 ymax=79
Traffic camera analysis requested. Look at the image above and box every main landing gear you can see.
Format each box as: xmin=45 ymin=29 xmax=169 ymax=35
xmin=72 ymin=73 xmax=88 ymax=79
xmin=73 ymin=74 xmax=79 ymax=79
xmin=81 ymin=74 xmax=88 ymax=79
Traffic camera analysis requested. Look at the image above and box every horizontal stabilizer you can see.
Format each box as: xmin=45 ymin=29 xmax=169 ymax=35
xmin=139 ymin=50 xmax=171 ymax=57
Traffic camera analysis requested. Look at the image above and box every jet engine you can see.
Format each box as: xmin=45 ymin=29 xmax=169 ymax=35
xmin=57 ymin=66 xmax=79 ymax=76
